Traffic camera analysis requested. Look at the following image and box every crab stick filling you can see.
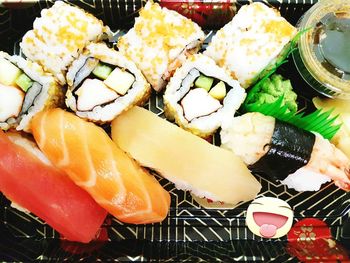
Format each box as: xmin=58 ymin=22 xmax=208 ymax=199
xmin=179 ymin=69 xmax=233 ymax=122
xmin=0 ymin=58 xmax=34 ymax=122
xmin=72 ymin=58 xmax=136 ymax=112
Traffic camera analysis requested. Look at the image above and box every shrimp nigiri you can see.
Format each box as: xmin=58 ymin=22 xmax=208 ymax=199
xmin=221 ymin=112 xmax=350 ymax=192
xmin=31 ymin=108 xmax=170 ymax=224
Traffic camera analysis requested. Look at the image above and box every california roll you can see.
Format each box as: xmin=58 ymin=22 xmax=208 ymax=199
xmin=20 ymin=1 xmax=112 ymax=85
xmin=204 ymin=2 xmax=297 ymax=88
xmin=0 ymin=51 xmax=63 ymax=132
xmin=164 ymin=54 xmax=246 ymax=137
xmin=117 ymin=1 xmax=205 ymax=92
xmin=65 ymin=43 xmax=151 ymax=123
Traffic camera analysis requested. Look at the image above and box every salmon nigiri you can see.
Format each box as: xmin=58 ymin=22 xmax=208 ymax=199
xmin=0 ymin=131 xmax=107 ymax=243
xmin=31 ymin=108 xmax=170 ymax=224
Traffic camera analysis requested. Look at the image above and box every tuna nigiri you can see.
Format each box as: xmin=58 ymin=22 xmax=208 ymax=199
xmin=221 ymin=112 xmax=350 ymax=192
xmin=0 ymin=131 xmax=107 ymax=243
xmin=31 ymin=108 xmax=170 ymax=224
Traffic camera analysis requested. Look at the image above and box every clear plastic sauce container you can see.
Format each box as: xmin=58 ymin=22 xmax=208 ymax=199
xmin=293 ymin=0 xmax=350 ymax=99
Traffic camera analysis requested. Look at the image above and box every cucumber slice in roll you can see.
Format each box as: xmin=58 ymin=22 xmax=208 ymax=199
xmin=15 ymin=73 xmax=33 ymax=92
xmin=194 ymin=75 xmax=214 ymax=91
xmin=92 ymin=63 xmax=113 ymax=80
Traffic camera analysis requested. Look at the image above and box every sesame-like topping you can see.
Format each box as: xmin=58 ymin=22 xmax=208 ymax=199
xmin=118 ymin=1 xmax=204 ymax=90
xmin=263 ymin=20 xmax=295 ymax=39
xmin=205 ymin=2 xmax=297 ymax=88
xmin=134 ymin=2 xmax=198 ymax=49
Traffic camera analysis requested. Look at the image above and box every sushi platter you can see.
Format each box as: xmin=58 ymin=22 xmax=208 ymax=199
xmin=0 ymin=0 xmax=350 ymax=261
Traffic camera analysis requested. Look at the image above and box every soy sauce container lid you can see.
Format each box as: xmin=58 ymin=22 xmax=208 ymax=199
xmin=293 ymin=0 xmax=350 ymax=99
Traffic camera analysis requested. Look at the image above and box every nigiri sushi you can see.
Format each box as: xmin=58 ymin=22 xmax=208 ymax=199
xmin=31 ymin=108 xmax=170 ymax=224
xmin=0 ymin=131 xmax=107 ymax=243
xmin=111 ymin=106 xmax=261 ymax=205
xmin=220 ymin=112 xmax=350 ymax=192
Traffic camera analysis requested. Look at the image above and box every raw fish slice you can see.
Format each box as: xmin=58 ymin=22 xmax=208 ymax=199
xmin=0 ymin=131 xmax=107 ymax=243
xmin=111 ymin=106 xmax=261 ymax=205
xmin=31 ymin=108 xmax=170 ymax=224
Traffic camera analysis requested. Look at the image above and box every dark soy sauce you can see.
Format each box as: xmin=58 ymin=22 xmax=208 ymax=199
xmin=313 ymin=11 xmax=350 ymax=80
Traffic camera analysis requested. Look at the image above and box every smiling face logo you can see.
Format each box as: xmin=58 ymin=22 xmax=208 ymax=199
xmin=246 ymin=197 xmax=294 ymax=238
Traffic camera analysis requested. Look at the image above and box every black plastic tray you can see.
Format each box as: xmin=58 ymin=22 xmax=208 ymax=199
xmin=0 ymin=0 xmax=349 ymax=261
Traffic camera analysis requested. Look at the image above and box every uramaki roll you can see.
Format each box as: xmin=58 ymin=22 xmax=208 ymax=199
xmin=117 ymin=1 xmax=205 ymax=92
xmin=65 ymin=43 xmax=151 ymax=123
xmin=0 ymin=51 xmax=64 ymax=132
xmin=20 ymin=1 xmax=112 ymax=85
xmin=164 ymin=54 xmax=246 ymax=138
xmin=204 ymin=3 xmax=297 ymax=88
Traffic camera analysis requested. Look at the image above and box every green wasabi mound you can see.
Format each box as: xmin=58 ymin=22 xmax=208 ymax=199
xmin=246 ymin=74 xmax=298 ymax=113
xmin=243 ymin=73 xmax=341 ymax=140
xmin=242 ymin=74 xmax=341 ymax=140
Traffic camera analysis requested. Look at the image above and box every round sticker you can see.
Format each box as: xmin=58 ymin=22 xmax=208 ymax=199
xmin=246 ymin=197 xmax=294 ymax=239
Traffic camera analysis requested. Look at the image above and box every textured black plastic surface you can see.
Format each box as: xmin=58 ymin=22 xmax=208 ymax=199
xmin=1 ymin=0 xmax=349 ymax=261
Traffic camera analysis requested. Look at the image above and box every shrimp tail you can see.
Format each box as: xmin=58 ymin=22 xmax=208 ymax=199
xmin=334 ymin=167 xmax=350 ymax=191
